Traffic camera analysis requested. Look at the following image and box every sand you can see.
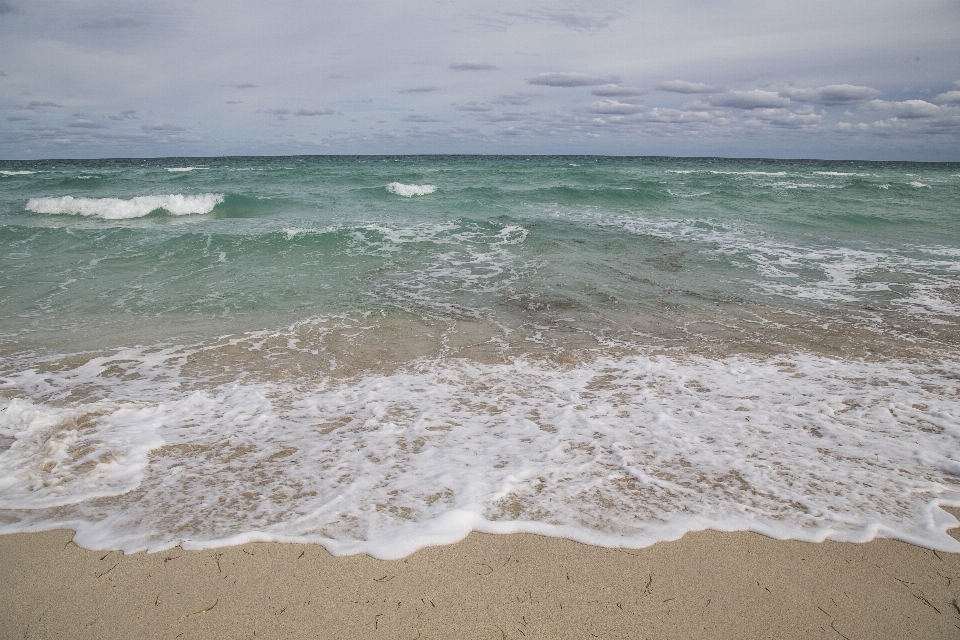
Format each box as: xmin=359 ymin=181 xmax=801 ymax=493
xmin=2 ymin=510 xmax=959 ymax=639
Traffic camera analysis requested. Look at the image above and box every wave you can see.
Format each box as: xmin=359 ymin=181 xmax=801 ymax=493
xmin=166 ymin=167 xmax=207 ymax=172
xmin=387 ymin=182 xmax=437 ymax=197
xmin=0 ymin=170 xmax=39 ymax=176
xmin=25 ymin=194 xmax=225 ymax=219
xmin=1 ymin=347 xmax=958 ymax=556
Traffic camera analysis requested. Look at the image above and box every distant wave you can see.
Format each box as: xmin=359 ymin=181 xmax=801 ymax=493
xmin=386 ymin=182 xmax=437 ymax=197
xmin=25 ymin=194 xmax=224 ymax=219
xmin=0 ymin=170 xmax=39 ymax=176
xmin=166 ymin=167 xmax=207 ymax=172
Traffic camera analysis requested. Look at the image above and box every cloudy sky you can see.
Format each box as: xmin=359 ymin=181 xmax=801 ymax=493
xmin=1 ymin=0 xmax=959 ymax=160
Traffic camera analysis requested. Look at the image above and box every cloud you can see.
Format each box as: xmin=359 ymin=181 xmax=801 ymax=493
xmin=6 ymin=115 xmax=30 ymax=121
xmin=0 ymin=70 xmax=6 ymax=77
xmin=527 ymin=73 xmax=617 ymax=88
xmin=142 ymin=122 xmax=186 ymax=132
xmin=108 ymin=109 xmax=138 ymax=121
xmin=933 ymin=90 xmax=960 ymax=105
xmin=68 ymin=119 xmax=107 ymax=129
xmin=0 ymin=2 xmax=17 ymax=15
xmin=295 ymin=108 xmax=334 ymax=116
xmin=709 ymin=90 xmax=791 ymax=109
xmin=657 ymin=80 xmax=723 ymax=94
xmin=863 ymin=99 xmax=942 ymax=118
xmin=591 ymin=85 xmax=645 ymax=98
xmin=233 ymin=83 xmax=257 ymax=89
xmin=587 ymin=100 xmax=646 ymax=115
xmin=455 ymin=102 xmax=492 ymax=112
xmin=27 ymin=101 xmax=63 ymax=110
xmin=745 ymin=108 xmax=824 ymax=127
xmin=493 ymin=93 xmax=536 ymax=106
xmin=80 ymin=17 xmax=143 ymax=29
xmin=258 ymin=108 xmax=289 ymax=120
xmin=505 ymin=9 xmax=621 ymax=32
xmin=226 ymin=100 xmax=242 ymax=105
xmin=450 ymin=63 xmax=497 ymax=72
xmin=403 ymin=114 xmax=439 ymax=122
xmin=399 ymin=86 xmax=441 ymax=94
xmin=779 ymin=84 xmax=880 ymax=105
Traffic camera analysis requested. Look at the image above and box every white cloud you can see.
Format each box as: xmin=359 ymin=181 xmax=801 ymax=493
xmin=527 ymin=73 xmax=616 ymax=88
xmin=657 ymin=80 xmax=723 ymax=94
xmin=933 ymin=90 xmax=960 ymax=105
xmin=779 ymin=84 xmax=880 ymax=105
xmin=67 ymin=119 xmax=107 ymax=129
xmin=863 ymin=99 xmax=942 ymax=118
xmin=709 ymin=90 xmax=791 ymax=109
xmin=745 ymin=108 xmax=824 ymax=127
xmin=587 ymin=100 xmax=645 ymax=115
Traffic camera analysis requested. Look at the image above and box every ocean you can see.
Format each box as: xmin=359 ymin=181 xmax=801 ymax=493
xmin=1 ymin=155 xmax=958 ymax=558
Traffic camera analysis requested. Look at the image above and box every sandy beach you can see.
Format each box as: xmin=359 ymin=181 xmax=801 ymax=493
xmin=2 ymin=508 xmax=959 ymax=639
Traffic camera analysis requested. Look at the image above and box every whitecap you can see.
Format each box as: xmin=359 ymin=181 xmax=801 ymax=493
xmin=0 ymin=170 xmax=39 ymax=176
xmin=25 ymin=194 xmax=225 ymax=219
xmin=386 ymin=182 xmax=437 ymax=197
xmin=166 ymin=167 xmax=207 ymax=172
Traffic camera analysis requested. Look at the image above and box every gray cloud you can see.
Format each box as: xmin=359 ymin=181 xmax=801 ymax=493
xmin=933 ymin=90 xmax=960 ymax=105
xmin=0 ymin=71 xmax=6 ymax=77
xmin=591 ymin=85 xmax=645 ymax=98
xmin=27 ymin=101 xmax=64 ymax=110
xmin=108 ymin=109 xmax=138 ymax=121
xmin=80 ymin=17 xmax=143 ymax=29
xmin=258 ymin=108 xmax=289 ymax=120
xmin=403 ymin=114 xmax=440 ymax=122
xmin=450 ymin=63 xmax=497 ymax=72
xmin=493 ymin=93 xmax=536 ymax=106
xmin=0 ymin=2 xmax=17 ymax=15
xmin=505 ymin=9 xmax=621 ymax=32
xmin=232 ymin=84 xmax=257 ymax=89
xmin=6 ymin=115 xmax=30 ymax=121
xmin=455 ymin=102 xmax=493 ymax=112
xmin=863 ymin=99 xmax=942 ymax=118
xmin=67 ymin=119 xmax=107 ymax=129
xmin=142 ymin=123 xmax=186 ymax=132
xmin=657 ymin=80 xmax=724 ymax=94
xmin=399 ymin=86 xmax=441 ymax=94
xmin=779 ymin=84 xmax=880 ymax=105
xmin=295 ymin=108 xmax=334 ymax=116
xmin=709 ymin=90 xmax=791 ymax=109
xmin=527 ymin=73 xmax=617 ymax=88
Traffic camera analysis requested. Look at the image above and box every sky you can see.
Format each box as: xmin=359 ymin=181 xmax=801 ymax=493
xmin=1 ymin=0 xmax=959 ymax=160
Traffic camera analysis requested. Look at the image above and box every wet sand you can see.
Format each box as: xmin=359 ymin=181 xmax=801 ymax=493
xmin=2 ymin=509 xmax=959 ymax=639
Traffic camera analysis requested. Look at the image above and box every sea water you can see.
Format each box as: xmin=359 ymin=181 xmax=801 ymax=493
xmin=1 ymin=156 xmax=958 ymax=558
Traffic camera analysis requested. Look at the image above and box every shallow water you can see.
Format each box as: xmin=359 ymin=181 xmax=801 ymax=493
xmin=1 ymin=156 xmax=959 ymax=557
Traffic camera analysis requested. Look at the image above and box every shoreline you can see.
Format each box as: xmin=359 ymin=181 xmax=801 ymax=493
xmin=2 ymin=510 xmax=959 ymax=639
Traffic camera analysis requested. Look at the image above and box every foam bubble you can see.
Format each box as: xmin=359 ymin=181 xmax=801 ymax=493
xmin=386 ymin=182 xmax=437 ymax=197
xmin=25 ymin=194 xmax=225 ymax=219
xmin=1 ymin=342 xmax=958 ymax=557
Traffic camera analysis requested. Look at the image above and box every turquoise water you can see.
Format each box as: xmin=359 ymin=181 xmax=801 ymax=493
xmin=1 ymin=156 xmax=959 ymax=557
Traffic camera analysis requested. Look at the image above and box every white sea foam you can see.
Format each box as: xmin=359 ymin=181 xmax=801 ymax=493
xmin=386 ymin=182 xmax=437 ymax=197
xmin=0 ymin=170 xmax=39 ymax=176
xmin=1 ymin=342 xmax=958 ymax=557
xmin=25 ymin=194 xmax=225 ymax=219
xmin=166 ymin=167 xmax=207 ymax=172
xmin=910 ymin=181 xmax=929 ymax=188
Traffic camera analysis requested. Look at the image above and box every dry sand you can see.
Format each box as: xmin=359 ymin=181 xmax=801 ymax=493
xmin=2 ymin=510 xmax=960 ymax=639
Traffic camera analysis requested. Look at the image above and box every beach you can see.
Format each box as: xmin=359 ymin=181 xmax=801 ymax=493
xmin=3 ymin=511 xmax=960 ymax=639
xmin=2 ymin=157 xmax=960 ymax=637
